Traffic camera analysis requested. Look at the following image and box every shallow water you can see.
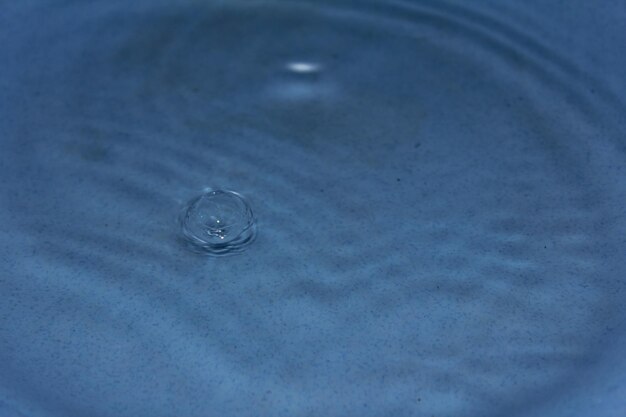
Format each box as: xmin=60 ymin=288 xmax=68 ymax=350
xmin=1 ymin=1 xmax=625 ymax=416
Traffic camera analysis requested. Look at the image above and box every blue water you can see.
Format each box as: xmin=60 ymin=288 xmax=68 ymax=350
xmin=1 ymin=1 xmax=625 ymax=416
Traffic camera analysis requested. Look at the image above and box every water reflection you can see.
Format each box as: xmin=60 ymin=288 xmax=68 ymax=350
xmin=0 ymin=1 xmax=625 ymax=417
xmin=286 ymin=61 xmax=322 ymax=74
xmin=269 ymin=60 xmax=331 ymax=100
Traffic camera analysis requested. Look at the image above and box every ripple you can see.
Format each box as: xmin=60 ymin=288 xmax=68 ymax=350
xmin=1 ymin=1 xmax=625 ymax=417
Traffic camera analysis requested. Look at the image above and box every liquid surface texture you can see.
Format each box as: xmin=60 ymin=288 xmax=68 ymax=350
xmin=0 ymin=1 xmax=625 ymax=417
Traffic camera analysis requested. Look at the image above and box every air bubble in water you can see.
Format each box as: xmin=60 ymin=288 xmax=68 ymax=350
xmin=179 ymin=189 xmax=256 ymax=256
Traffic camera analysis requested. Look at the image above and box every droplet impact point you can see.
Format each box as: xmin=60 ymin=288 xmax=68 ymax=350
xmin=180 ymin=189 xmax=256 ymax=256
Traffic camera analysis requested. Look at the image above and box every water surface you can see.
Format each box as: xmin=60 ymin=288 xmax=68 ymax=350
xmin=1 ymin=1 xmax=625 ymax=416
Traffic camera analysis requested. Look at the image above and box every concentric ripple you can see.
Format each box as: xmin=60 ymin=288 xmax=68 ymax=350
xmin=0 ymin=1 xmax=625 ymax=417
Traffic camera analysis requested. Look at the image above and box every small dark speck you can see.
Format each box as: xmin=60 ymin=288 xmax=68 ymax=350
xmin=396 ymin=178 xmax=401 ymax=182
xmin=418 ymin=398 xmax=421 ymax=402
xmin=414 ymin=142 xmax=421 ymax=149
xmin=544 ymin=245 xmax=547 ymax=249
xmin=320 ymin=189 xmax=325 ymax=192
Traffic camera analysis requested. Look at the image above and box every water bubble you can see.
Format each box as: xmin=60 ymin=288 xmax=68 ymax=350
xmin=179 ymin=189 xmax=256 ymax=256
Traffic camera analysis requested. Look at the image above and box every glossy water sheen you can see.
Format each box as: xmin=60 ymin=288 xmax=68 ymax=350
xmin=0 ymin=1 xmax=625 ymax=417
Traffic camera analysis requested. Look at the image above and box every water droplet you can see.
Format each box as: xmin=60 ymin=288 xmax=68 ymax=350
xmin=179 ymin=189 xmax=256 ymax=256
